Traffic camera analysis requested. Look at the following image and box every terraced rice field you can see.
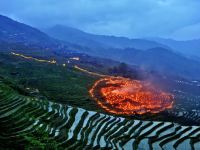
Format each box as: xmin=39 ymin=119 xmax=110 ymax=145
xmin=0 ymin=79 xmax=200 ymax=150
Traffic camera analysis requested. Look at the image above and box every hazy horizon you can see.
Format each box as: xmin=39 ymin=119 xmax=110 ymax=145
xmin=0 ymin=0 xmax=200 ymax=40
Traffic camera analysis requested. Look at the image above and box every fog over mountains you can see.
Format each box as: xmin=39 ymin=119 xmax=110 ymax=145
xmin=1 ymin=0 xmax=200 ymax=40
xmin=45 ymin=25 xmax=200 ymax=58
xmin=1 ymin=14 xmax=200 ymax=80
xmin=149 ymin=37 xmax=200 ymax=58
xmin=45 ymin=25 xmax=169 ymax=50
xmin=44 ymin=24 xmax=200 ymax=79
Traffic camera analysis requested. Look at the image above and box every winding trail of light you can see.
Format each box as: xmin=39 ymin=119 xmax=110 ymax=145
xmin=11 ymin=52 xmax=56 ymax=64
xmin=74 ymin=65 xmax=107 ymax=77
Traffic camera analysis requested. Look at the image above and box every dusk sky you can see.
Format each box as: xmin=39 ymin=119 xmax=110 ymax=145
xmin=0 ymin=0 xmax=200 ymax=40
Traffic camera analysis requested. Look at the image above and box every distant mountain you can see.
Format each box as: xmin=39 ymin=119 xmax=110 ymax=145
xmin=98 ymin=47 xmax=200 ymax=80
xmin=150 ymin=38 xmax=200 ymax=57
xmin=0 ymin=15 xmax=84 ymax=53
xmin=0 ymin=15 xmax=58 ymax=45
xmin=44 ymin=25 xmax=168 ymax=50
xmin=130 ymin=47 xmax=200 ymax=80
xmin=8 ymin=21 xmax=200 ymax=80
xmin=1 ymin=15 xmax=200 ymax=80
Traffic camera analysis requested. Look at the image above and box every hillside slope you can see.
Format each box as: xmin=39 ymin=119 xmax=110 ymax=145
xmin=0 ymin=15 xmax=85 ymax=53
xmin=1 ymin=15 xmax=200 ymax=80
xmin=45 ymin=25 xmax=200 ymax=80
xmin=0 ymin=77 xmax=200 ymax=149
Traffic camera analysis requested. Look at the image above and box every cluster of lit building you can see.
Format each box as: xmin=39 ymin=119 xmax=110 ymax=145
xmin=70 ymin=57 xmax=80 ymax=61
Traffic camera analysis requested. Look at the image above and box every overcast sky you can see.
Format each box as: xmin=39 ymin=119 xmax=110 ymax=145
xmin=0 ymin=0 xmax=200 ymax=40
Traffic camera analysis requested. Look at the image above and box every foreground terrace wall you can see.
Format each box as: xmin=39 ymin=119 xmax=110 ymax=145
xmin=0 ymin=79 xmax=200 ymax=150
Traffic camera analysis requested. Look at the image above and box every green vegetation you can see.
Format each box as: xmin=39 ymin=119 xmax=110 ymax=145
xmin=0 ymin=72 xmax=199 ymax=150
xmin=0 ymin=52 xmax=100 ymax=111
xmin=23 ymin=130 xmax=61 ymax=150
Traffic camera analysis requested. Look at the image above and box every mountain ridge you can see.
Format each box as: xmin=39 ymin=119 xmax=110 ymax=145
xmin=149 ymin=37 xmax=200 ymax=57
xmin=44 ymin=24 xmax=169 ymax=50
xmin=0 ymin=15 xmax=86 ymax=54
xmin=1 ymin=15 xmax=200 ymax=80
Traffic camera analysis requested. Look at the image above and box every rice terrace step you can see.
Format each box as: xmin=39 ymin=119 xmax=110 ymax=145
xmin=0 ymin=78 xmax=199 ymax=149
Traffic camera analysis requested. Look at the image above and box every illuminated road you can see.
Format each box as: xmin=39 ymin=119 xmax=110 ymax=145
xmin=11 ymin=52 xmax=56 ymax=64
xmin=74 ymin=65 xmax=107 ymax=77
xmin=11 ymin=52 xmax=106 ymax=77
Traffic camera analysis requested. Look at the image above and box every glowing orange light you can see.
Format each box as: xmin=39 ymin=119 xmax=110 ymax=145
xmin=89 ymin=77 xmax=174 ymax=115
xmin=11 ymin=52 xmax=56 ymax=64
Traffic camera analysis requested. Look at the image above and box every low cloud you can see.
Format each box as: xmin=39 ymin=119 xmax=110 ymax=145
xmin=0 ymin=0 xmax=200 ymax=40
